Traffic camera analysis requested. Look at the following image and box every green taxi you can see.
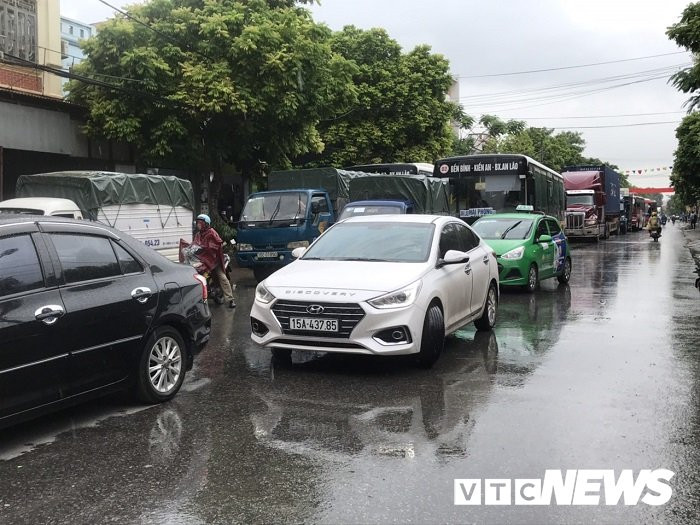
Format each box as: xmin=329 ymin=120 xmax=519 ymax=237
xmin=472 ymin=211 xmax=572 ymax=292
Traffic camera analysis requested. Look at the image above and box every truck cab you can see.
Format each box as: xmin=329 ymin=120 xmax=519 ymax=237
xmin=236 ymin=189 xmax=334 ymax=281
xmin=338 ymin=200 xmax=414 ymax=221
xmin=0 ymin=197 xmax=84 ymax=219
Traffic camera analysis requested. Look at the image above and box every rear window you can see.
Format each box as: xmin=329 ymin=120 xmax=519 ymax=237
xmin=0 ymin=235 xmax=45 ymax=297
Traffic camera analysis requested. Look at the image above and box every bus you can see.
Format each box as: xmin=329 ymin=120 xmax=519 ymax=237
xmin=433 ymin=154 xmax=565 ymax=223
xmin=345 ymin=163 xmax=435 ymax=176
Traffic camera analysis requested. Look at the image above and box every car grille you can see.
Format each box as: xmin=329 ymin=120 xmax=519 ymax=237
xmin=565 ymin=212 xmax=584 ymax=229
xmin=271 ymin=301 xmax=366 ymax=339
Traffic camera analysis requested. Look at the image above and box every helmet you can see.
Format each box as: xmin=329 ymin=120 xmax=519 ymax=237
xmin=196 ymin=214 xmax=211 ymax=225
xmin=652 ymin=211 xmax=657 ymax=216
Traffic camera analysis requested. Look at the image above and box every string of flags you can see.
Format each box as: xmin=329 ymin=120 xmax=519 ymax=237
xmin=622 ymin=166 xmax=673 ymax=175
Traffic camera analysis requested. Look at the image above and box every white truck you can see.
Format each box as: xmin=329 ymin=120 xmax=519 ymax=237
xmin=1 ymin=171 xmax=195 ymax=261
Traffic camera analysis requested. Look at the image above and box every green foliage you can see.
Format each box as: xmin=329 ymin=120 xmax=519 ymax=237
xmin=296 ymin=26 xmax=464 ymax=167
xmin=667 ymin=3 xmax=700 ymax=201
xmin=671 ymin=112 xmax=700 ymax=203
xmin=69 ymin=0 xmax=356 ymax=179
xmin=212 ymin=215 xmax=237 ymax=250
xmin=667 ymin=3 xmax=700 ymax=111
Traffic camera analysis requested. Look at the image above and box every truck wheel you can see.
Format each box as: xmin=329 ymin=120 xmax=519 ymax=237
xmin=524 ymin=264 xmax=538 ymax=293
xmin=416 ymin=304 xmax=444 ymax=369
xmin=474 ymin=283 xmax=497 ymax=331
xmin=557 ymin=257 xmax=572 ymax=284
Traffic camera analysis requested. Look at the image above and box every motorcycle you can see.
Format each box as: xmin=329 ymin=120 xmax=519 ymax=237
xmin=179 ymin=240 xmax=234 ymax=304
xmin=649 ymin=228 xmax=661 ymax=242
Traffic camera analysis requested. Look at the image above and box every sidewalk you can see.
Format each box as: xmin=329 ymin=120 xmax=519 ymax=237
xmin=680 ymin=223 xmax=700 ymax=269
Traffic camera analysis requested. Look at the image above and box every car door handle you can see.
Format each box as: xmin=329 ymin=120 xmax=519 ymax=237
xmin=464 ymin=264 xmax=472 ymax=275
xmin=35 ymin=305 xmax=65 ymax=325
xmin=482 ymin=255 xmax=489 ymax=265
xmin=131 ymin=287 xmax=153 ymax=304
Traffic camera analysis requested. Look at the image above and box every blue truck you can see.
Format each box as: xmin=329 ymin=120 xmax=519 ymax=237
xmin=236 ymin=168 xmax=357 ymax=281
xmin=236 ymin=168 xmax=452 ymax=281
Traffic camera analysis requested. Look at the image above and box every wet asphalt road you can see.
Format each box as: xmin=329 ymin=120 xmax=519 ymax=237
xmin=1 ymin=225 xmax=699 ymax=524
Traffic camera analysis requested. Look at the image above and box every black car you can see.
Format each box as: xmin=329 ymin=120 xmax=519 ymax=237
xmin=0 ymin=215 xmax=211 ymax=428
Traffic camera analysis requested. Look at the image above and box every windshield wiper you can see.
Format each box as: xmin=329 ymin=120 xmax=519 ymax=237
xmin=268 ymin=197 xmax=282 ymax=225
xmin=500 ymin=221 xmax=522 ymax=239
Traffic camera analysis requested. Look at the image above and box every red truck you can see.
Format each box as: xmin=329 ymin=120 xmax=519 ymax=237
xmin=563 ymin=165 xmax=621 ymax=240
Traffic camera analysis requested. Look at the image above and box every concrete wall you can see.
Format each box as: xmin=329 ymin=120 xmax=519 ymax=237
xmin=0 ymin=99 xmax=87 ymax=156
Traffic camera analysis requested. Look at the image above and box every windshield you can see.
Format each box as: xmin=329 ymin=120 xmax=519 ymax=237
xmin=472 ymin=218 xmax=534 ymax=240
xmin=452 ymin=174 xmax=524 ymax=216
xmin=567 ymin=194 xmax=594 ymax=206
xmin=0 ymin=208 xmax=44 ymax=215
xmin=339 ymin=205 xmax=402 ymax=221
xmin=302 ymin=222 xmax=435 ymax=263
xmin=241 ymin=192 xmax=308 ymax=222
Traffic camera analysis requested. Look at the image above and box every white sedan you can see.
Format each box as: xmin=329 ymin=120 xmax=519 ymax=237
xmin=249 ymin=215 xmax=499 ymax=367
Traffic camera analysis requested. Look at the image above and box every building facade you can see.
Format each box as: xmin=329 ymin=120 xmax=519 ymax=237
xmin=60 ymin=15 xmax=95 ymax=91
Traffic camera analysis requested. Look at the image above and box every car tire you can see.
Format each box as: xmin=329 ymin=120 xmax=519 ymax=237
xmin=136 ymin=327 xmax=187 ymax=404
xmin=474 ymin=283 xmax=498 ymax=331
xmin=271 ymin=347 xmax=292 ymax=365
xmin=557 ymin=257 xmax=572 ymax=284
xmin=524 ymin=264 xmax=538 ymax=293
xmin=417 ymin=304 xmax=445 ymax=369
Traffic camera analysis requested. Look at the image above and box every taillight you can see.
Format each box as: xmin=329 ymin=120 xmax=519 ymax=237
xmin=194 ymin=274 xmax=208 ymax=301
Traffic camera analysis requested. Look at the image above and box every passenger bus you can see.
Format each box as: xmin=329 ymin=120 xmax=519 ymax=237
xmin=433 ymin=154 xmax=566 ymax=224
xmin=345 ymin=163 xmax=435 ymax=176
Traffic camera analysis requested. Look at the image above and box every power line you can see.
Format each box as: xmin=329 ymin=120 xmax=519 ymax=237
xmin=549 ymin=120 xmax=680 ymax=130
xmin=457 ymin=51 xmax=689 ymax=79
xmin=96 ymin=0 xmax=214 ymax=62
xmin=503 ymin=111 xmax=686 ymax=120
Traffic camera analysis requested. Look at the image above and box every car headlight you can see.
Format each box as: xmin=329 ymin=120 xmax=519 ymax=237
xmin=584 ymin=218 xmax=597 ymax=225
xmin=368 ymin=280 xmax=422 ymax=309
xmin=287 ymin=240 xmax=310 ymax=250
xmin=501 ymin=246 xmax=525 ymax=260
xmin=255 ymin=282 xmax=275 ymax=304
xmin=238 ymin=243 xmax=253 ymax=251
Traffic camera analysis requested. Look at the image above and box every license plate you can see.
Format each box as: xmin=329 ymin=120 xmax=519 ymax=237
xmin=290 ymin=318 xmax=338 ymax=332
xmin=257 ymin=251 xmax=278 ymax=259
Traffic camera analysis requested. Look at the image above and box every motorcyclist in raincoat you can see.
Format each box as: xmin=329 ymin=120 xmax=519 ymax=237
xmin=193 ymin=214 xmax=236 ymax=308
xmin=647 ymin=211 xmax=661 ymax=237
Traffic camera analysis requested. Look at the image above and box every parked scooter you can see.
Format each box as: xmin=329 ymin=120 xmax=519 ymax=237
xmin=179 ymin=240 xmax=235 ymax=304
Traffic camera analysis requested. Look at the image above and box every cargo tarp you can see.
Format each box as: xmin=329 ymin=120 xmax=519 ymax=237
xmin=268 ymin=168 xmax=365 ymax=212
xmin=562 ymin=171 xmax=602 ymax=191
xmin=348 ymin=174 xmax=451 ymax=214
xmin=16 ymin=171 xmax=194 ymax=219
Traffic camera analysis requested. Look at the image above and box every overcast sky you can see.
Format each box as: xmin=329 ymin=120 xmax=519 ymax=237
xmin=61 ymin=0 xmax=693 ymax=188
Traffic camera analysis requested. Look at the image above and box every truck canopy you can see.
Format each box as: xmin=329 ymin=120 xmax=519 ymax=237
xmin=562 ymin=165 xmax=621 ymax=217
xmin=348 ymin=174 xmax=451 ymax=214
xmin=16 ymin=171 xmax=194 ymax=219
xmin=267 ymin=168 xmax=365 ymax=212
xmin=563 ymin=171 xmax=602 ymax=191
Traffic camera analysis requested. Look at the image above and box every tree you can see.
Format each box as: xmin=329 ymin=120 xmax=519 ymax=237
xmin=296 ymin=26 xmax=466 ymax=167
xmin=667 ymin=3 xmax=700 ymax=203
xmin=69 ymin=0 xmax=357 ymax=215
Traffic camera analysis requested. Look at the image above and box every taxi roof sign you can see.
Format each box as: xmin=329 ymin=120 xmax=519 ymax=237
xmin=516 ymin=205 xmax=534 ymax=212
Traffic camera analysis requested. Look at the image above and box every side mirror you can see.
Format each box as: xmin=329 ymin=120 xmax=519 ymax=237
xmin=538 ymin=234 xmax=552 ymax=243
xmin=291 ymin=247 xmax=307 ymax=259
xmin=311 ymin=202 xmax=320 ymax=214
xmin=437 ymin=250 xmax=469 ymax=268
